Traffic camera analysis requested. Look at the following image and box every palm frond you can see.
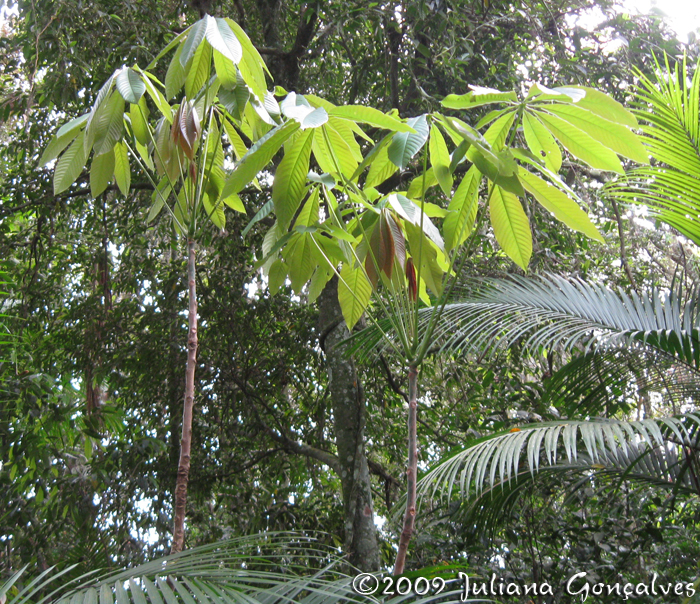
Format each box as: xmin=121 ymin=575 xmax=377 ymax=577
xmin=1 ymin=533 xmax=483 ymax=604
xmin=4 ymin=533 xmax=359 ymax=604
xmin=407 ymin=275 xmax=700 ymax=369
xmin=543 ymin=349 xmax=700 ymax=417
xmin=417 ymin=414 xmax=700 ymax=512
xmin=605 ymin=55 xmax=700 ymax=244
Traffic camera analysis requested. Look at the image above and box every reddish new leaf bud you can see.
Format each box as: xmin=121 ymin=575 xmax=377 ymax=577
xmin=406 ymin=257 xmax=417 ymax=301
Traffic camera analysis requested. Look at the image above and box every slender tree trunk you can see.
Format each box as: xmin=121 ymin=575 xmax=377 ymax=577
xmin=171 ymin=239 xmax=198 ymax=554
xmin=318 ymin=278 xmax=380 ymax=572
xmin=393 ymin=364 xmax=418 ymax=575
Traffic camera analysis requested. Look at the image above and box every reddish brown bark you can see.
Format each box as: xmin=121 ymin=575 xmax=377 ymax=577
xmin=393 ymin=364 xmax=419 ymax=575
xmin=170 ymin=239 xmax=198 ymax=554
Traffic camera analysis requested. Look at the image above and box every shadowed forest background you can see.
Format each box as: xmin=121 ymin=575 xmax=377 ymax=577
xmin=2 ymin=0 xmax=700 ymax=602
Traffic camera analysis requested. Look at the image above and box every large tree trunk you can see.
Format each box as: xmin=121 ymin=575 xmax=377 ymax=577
xmin=318 ymin=278 xmax=380 ymax=572
xmin=393 ymin=364 xmax=418 ymax=575
xmin=170 ymin=239 xmax=198 ymax=554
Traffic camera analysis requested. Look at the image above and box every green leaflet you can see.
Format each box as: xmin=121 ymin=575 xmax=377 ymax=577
xmin=226 ymin=18 xmax=268 ymax=102
xmin=203 ymin=193 xmax=225 ymax=229
xmin=267 ymin=259 xmax=287 ymax=295
xmin=54 ymin=130 xmax=87 ymax=194
xmin=388 ymin=114 xmax=429 ymax=170
xmin=185 ymin=40 xmax=212 ymax=99
xmin=364 ymin=141 xmax=398 ymax=188
xmin=138 ymin=69 xmax=172 ymax=122
xmin=129 ymin=101 xmax=150 ymax=146
xmin=222 ymin=120 xmax=300 ymax=198
xmin=213 ymin=48 xmax=238 ymax=89
xmin=84 ymin=73 xmax=116 ymax=151
xmin=204 ymin=16 xmax=242 ymax=64
xmin=520 ymin=170 xmax=604 ymax=242
xmin=439 ymin=115 xmax=502 ymax=180
xmin=338 ymin=263 xmax=371 ymax=330
xmin=221 ymin=118 xmax=248 ymax=160
xmin=569 ymin=86 xmax=638 ymax=127
xmin=223 ymin=193 xmax=245 ymax=213
xmin=488 ymin=184 xmax=531 ymax=269
xmin=90 ymin=149 xmax=115 ymax=197
xmin=165 ymin=44 xmax=186 ymax=99
xmin=148 ymin=179 xmax=171 ymax=222
xmin=534 ymin=110 xmax=623 ymax=174
xmin=92 ymin=92 xmax=125 ymax=156
xmin=544 ymin=104 xmax=647 ymax=163
xmin=328 ymin=105 xmax=415 ymax=133
xmin=295 ymin=187 xmax=319 ymax=228
xmin=40 ymin=115 xmax=87 ymax=165
xmin=308 ymin=265 xmax=333 ymax=303
xmin=444 ymin=165 xmax=481 ymax=252
xmin=442 ymin=86 xmax=517 ymax=109
xmin=179 ymin=18 xmax=207 ymax=67
xmin=404 ymin=222 xmax=445 ymax=296
xmin=522 ymin=111 xmax=561 ymax=172
xmin=406 ymin=168 xmax=438 ymax=200
xmin=312 ymin=124 xmax=357 ymax=178
xmin=113 ymin=141 xmax=131 ymax=196
xmin=483 ymin=110 xmax=516 ymax=151
xmin=115 ymin=68 xmax=146 ymax=104
xmin=429 ymin=124 xmax=452 ymax=195
xmin=281 ymin=232 xmax=316 ymax=294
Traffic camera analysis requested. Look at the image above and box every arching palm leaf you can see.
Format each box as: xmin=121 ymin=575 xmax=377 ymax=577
xmin=0 ymin=532 xmax=478 ymax=604
xmin=605 ymin=56 xmax=700 ymax=245
xmin=417 ymin=414 xmax=700 ymax=523
xmin=409 ymin=275 xmax=700 ymax=370
xmin=542 ymin=348 xmax=700 ymax=417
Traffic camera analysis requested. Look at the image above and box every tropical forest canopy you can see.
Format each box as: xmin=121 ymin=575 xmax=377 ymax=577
xmin=1 ymin=0 xmax=700 ymax=602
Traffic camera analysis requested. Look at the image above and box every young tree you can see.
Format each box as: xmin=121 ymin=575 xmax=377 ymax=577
xmin=42 ymin=11 xmax=649 ymax=574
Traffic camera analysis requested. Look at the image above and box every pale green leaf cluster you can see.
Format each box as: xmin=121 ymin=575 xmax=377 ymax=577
xmin=42 ymin=15 xmax=647 ymax=340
